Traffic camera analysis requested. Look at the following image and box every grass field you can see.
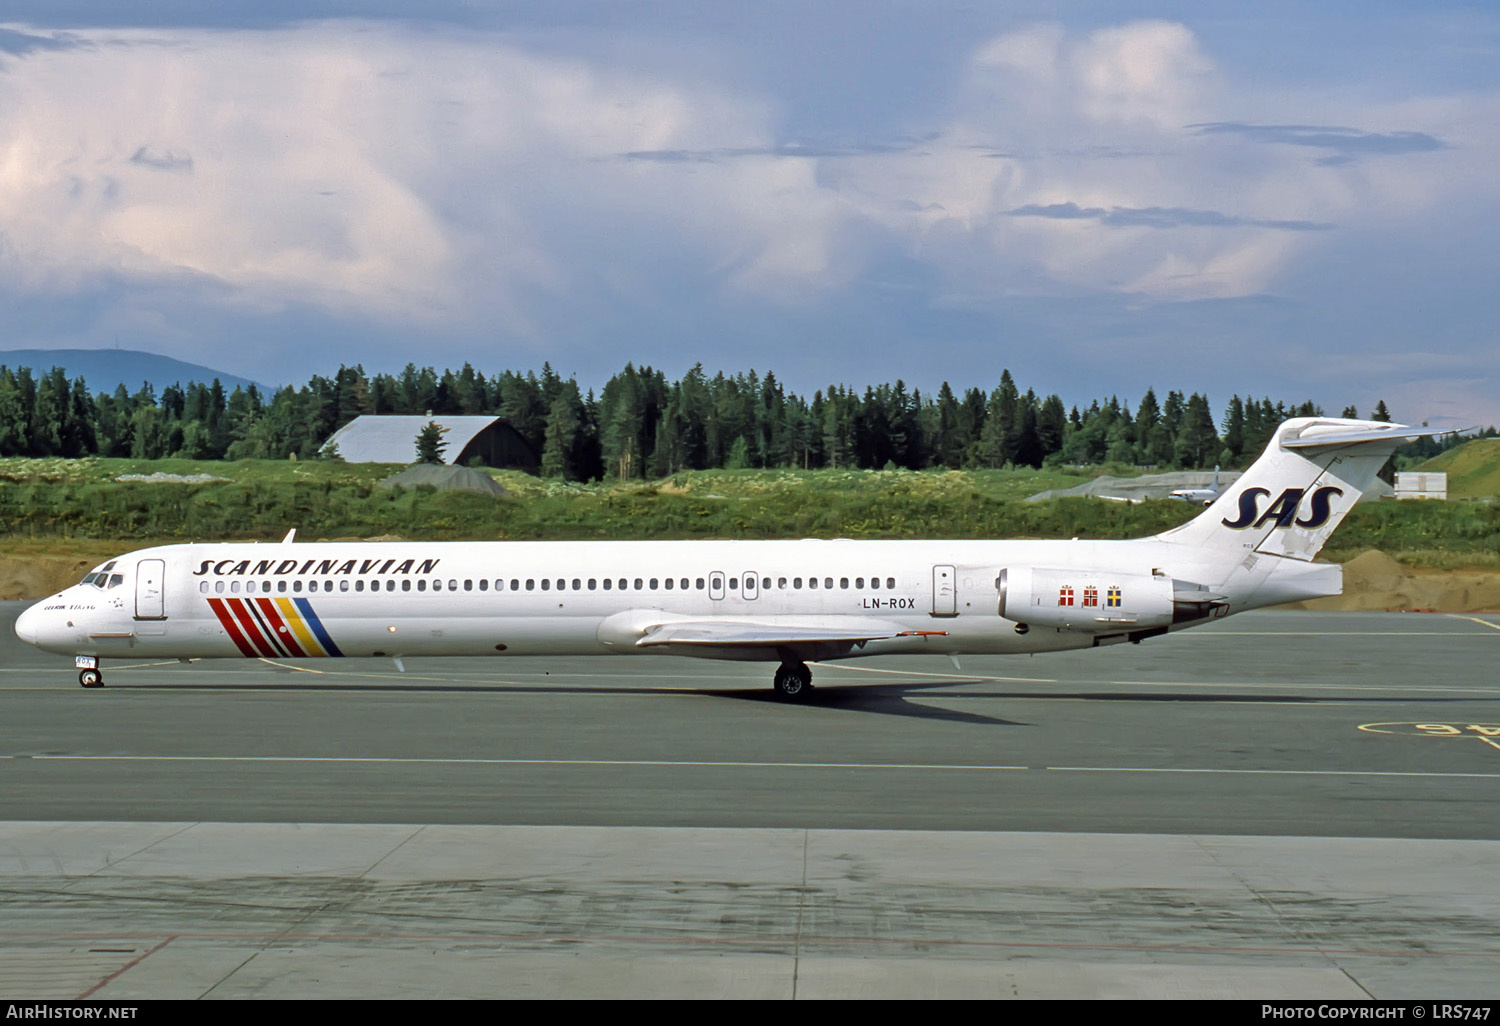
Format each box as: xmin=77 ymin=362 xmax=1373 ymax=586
xmin=1414 ymin=437 xmax=1500 ymax=500
xmin=2 ymin=455 xmax=1498 ymax=568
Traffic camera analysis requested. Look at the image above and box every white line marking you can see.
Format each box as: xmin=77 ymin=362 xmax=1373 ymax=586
xmin=14 ymin=755 xmax=1029 ymax=771
xmin=1182 ymin=631 xmax=1498 ymax=637
xmin=1048 ymin=766 xmax=1500 ymax=778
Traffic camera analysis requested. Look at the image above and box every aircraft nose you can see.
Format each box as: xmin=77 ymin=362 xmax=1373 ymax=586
xmin=14 ymin=603 xmax=41 ymax=646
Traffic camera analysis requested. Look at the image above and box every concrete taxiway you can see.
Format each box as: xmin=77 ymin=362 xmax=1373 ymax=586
xmin=2 ymin=602 xmax=1498 ymax=998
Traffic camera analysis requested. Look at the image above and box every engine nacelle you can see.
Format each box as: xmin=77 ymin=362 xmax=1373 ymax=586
xmin=998 ymin=567 xmax=1176 ymax=632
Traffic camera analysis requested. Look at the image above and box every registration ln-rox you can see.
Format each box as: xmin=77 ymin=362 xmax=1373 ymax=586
xmin=14 ymin=418 xmax=1436 ymax=700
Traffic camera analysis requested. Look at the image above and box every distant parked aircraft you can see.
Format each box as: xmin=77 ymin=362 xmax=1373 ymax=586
xmin=1169 ymin=467 xmax=1223 ymax=507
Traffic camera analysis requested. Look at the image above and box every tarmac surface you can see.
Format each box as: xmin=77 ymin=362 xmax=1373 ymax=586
xmin=2 ymin=600 xmax=1498 ymax=998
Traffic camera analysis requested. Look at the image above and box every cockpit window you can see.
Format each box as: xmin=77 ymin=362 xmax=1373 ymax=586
xmin=83 ymin=561 xmax=120 ymax=589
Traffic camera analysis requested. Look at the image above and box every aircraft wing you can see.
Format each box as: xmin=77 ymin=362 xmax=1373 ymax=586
xmin=635 ymin=618 xmax=921 ymax=649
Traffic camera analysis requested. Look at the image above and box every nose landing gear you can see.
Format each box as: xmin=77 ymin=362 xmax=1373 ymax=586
xmin=76 ymin=656 xmax=103 ymax=688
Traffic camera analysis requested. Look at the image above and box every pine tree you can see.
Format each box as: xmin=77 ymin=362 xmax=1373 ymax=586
xmin=415 ymin=420 xmax=448 ymax=464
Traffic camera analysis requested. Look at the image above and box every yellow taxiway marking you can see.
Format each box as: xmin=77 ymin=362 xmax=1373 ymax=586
xmin=1360 ymin=721 xmax=1500 ymax=752
xmin=1447 ymin=614 xmax=1500 ymax=632
xmin=257 ymin=657 xmax=327 ymax=674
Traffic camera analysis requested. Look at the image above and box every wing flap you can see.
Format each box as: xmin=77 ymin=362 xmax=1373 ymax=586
xmin=636 ymin=618 xmax=908 ymax=649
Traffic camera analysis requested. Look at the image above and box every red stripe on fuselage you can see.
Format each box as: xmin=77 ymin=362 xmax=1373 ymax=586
xmin=225 ymin=598 xmax=278 ymax=657
xmin=207 ymin=598 xmax=258 ymax=657
xmin=254 ymin=597 xmax=307 ymax=657
xmin=242 ymin=597 xmax=291 ymax=657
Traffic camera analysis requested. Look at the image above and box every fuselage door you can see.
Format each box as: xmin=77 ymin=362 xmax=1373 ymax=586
xmin=135 ymin=558 xmax=166 ymax=620
xmin=743 ymin=571 xmax=759 ymax=600
xmin=931 ymin=564 xmax=957 ymax=617
xmin=709 ymin=571 xmax=726 ymax=601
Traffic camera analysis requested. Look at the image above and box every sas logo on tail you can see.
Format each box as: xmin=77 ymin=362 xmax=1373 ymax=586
xmin=1221 ymin=486 xmax=1344 ymax=530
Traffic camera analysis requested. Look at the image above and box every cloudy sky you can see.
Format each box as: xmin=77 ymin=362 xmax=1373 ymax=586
xmin=1 ymin=1 xmax=1496 ymax=428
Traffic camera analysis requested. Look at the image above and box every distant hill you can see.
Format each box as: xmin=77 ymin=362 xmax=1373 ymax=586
xmin=0 ymin=348 xmax=269 ymax=395
xmin=1414 ymin=438 xmax=1500 ymax=499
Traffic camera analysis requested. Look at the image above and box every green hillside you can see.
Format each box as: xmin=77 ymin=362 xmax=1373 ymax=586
xmin=1414 ymin=438 xmax=1500 ymax=499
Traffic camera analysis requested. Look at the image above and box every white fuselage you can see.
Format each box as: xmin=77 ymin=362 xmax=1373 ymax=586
xmin=15 ymin=535 xmax=1337 ymax=666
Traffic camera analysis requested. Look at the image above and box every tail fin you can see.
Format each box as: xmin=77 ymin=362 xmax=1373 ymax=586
xmin=1157 ymin=417 xmax=1440 ymax=561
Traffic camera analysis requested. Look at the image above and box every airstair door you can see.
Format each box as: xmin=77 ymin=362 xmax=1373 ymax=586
xmin=931 ymin=564 xmax=956 ymax=617
xmin=135 ymin=559 xmax=166 ymax=620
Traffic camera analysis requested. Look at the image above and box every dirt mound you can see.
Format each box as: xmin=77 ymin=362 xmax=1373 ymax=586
xmin=0 ymin=556 xmax=94 ymax=600
xmin=1296 ymin=550 xmax=1500 ymax=612
xmin=378 ymin=464 xmax=507 ymax=495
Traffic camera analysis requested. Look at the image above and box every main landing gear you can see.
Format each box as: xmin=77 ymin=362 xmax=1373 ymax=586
xmin=772 ymin=662 xmax=812 ymax=701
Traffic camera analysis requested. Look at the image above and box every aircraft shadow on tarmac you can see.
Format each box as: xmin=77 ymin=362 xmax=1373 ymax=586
xmin=99 ymin=669 xmax=1500 ymax=728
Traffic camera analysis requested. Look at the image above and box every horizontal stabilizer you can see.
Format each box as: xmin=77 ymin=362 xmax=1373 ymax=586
xmin=1281 ymin=423 xmax=1456 ymax=450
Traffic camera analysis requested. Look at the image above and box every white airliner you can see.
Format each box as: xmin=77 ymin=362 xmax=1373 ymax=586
xmin=14 ymin=417 xmax=1433 ymax=699
xmin=1169 ymin=467 xmax=1224 ymax=506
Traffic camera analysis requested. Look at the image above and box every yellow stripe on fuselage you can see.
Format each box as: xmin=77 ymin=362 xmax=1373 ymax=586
xmin=275 ymin=597 xmax=326 ymax=656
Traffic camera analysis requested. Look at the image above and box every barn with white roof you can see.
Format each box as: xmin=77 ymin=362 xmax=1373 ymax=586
xmin=321 ymin=415 xmax=538 ymax=471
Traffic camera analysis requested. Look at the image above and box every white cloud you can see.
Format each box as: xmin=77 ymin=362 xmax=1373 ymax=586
xmin=0 ymin=14 xmax=1494 ymax=417
xmin=0 ymin=20 xmax=853 ymax=330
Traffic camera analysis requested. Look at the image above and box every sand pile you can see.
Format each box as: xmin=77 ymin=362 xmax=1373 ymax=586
xmin=0 ymin=556 xmax=95 ymax=601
